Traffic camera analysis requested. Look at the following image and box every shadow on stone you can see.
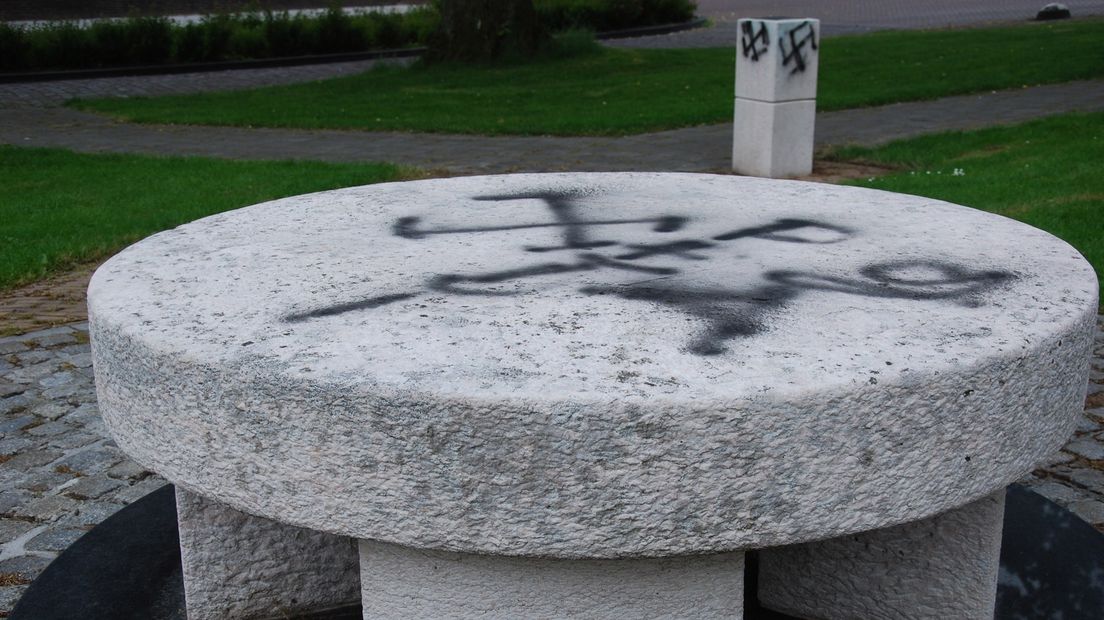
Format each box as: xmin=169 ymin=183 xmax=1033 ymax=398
xmin=12 ymin=484 xmax=1104 ymax=619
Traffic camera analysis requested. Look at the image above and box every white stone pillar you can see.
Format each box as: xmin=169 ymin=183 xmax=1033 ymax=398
xmin=175 ymin=488 xmax=361 ymax=620
xmin=732 ymin=18 xmax=820 ymax=178
xmin=757 ymin=491 xmax=1006 ymax=620
xmin=358 ymin=540 xmax=745 ymax=619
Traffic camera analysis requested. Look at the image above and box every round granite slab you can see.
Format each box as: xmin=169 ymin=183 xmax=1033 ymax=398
xmin=88 ymin=173 xmax=1098 ymax=558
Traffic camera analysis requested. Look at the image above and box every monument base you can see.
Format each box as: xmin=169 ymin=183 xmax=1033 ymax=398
xmin=12 ymin=485 xmax=1104 ymax=620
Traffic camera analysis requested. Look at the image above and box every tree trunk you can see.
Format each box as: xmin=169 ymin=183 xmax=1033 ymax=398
xmin=426 ymin=0 xmax=547 ymax=63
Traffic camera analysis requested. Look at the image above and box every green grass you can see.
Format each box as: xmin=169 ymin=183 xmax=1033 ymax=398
xmin=70 ymin=18 xmax=1104 ymax=136
xmin=0 ymin=146 xmax=409 ymax=291
xmin=833 ymin=111 xmax=1104 ymax=293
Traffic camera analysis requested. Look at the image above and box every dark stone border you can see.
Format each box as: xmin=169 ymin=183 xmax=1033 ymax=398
xmin=0 ymin=17 xmax=708 ymax=84
xmin=12 ymin=483 xmax=1104 ymax=619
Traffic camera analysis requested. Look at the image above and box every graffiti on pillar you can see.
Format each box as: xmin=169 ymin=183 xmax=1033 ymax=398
xmin=284 ymin=187 xmax=1015 ymax=356
xmin=740 ymin=20 xmax=770 ymax=61
xmin=779 ymin=21 xmax=818 ymax=75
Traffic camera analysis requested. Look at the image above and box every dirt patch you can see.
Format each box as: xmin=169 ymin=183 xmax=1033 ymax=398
xmin=707 ymin=158 xmax=898 ymax=185
xmin=797 ymin=159 xmax=898 ymax=184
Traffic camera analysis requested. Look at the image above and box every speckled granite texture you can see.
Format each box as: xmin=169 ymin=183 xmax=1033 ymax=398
xmin=88 ymin=173 xmax=1096 ymax=558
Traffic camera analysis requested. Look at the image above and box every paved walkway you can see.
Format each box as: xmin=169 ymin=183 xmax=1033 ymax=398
xmin=4 ymin=81 xmax=1104 ymax=173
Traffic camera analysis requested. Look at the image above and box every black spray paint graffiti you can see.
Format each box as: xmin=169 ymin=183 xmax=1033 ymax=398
xmin=779 ymin=21 xmax=818 ymax=75
xmin=582 ymin=261 xmax=1013 ymax=356
xmin=740 ymin=21 xmax=769 ymax=61
xmin=284 ymin=188 xmax=1015 ymax=356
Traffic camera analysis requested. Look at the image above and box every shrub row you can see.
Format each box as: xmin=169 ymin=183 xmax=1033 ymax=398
xmin=0 ymin=1 xmax=698 ymax=73
xmin=535 ymin=0 xmax=696 ymax=33
xmin=0 ymin=7 xmax=436 ymax=72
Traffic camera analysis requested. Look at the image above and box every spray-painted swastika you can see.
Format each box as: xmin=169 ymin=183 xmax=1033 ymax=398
xmin=779 ymin=21 xmax=818 ymax=75
xmin=284 ymin=188 xmax=1014 ymax=356
xmin=740 ymin=20 xmax=769 ymax=61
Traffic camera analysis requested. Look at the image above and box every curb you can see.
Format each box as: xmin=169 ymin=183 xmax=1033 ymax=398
xmin=0 ymin=17 xmax=708 ymax=84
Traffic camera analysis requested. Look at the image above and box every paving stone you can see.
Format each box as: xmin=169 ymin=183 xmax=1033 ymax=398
xmin=0 ymin=383 xmax=24 ymax=399
xmin=0 ymin=395 xmax=30 ymax=416
xmin=1069 ymin=498 xmax=1104 ymax=525
xmin=63 ymin=474 xmax=124 ymax=500
xmin=0 ymin=586 xmax=28 ymax=611
xmin=25 ymin=526 xmax=87 ymax=552
xmin=6 ymin=361 xmax=57 ymax=384
xmin=11 ymin=350 xmax=57 ymax=367
xmin=12 ymin=494 xmax=80 ymax=523
xmin=30 ymin=401 xmax=69 ymax=421
xmin=59 ymin=501 xmax=125 ymax=528
xmin=1064 ymin=437 xmax=1104 ymax=461
xmin=0 ymin=447 xmax=61 ymax=469
xmin=28 ymin=331 xmax=77 ymax=347
xmin=0 ymin=490 xmax=32 ymax=515
xmin=47 ymin=430 xmax=99 ymax=451
xmin=25 ymin=420 xmax=71 ymax=438
xmin=106 ymin=459 xmax=151 ymax=481
xmin=0 ymin=555 xmax=50 ymax=579
xmin=60 ymin=402 xmax=98 ymax=425
xmin=19 ymin=326 xmax=74 ymax=340
xmin=0 ymin=415 xmax=35 ymax=436
xmin=110 ymin=477 xmax=168 ymax=504
xmin=16 ymin=470 xmax=77 ymax=493
xmin=1069 ymin=467 xmax=1104 ymax=491
xmin=0 ymin=519 xmax=36 ymax=545
xmin=0 ymin=341 xmax=29 ymax=355
xmin=1075 ymin=414 xmax=1103 ymax=434
xmin=51 ymin=447 xmax=121 ymax=475
xmin=37 ymin=371 xmax=74 ymax=389
xmin=1022 ymin=480 xmax=1089 ymax=507
xmin=58 ymin=351 xmax=92 ymax=368
xmin=42 ymin=383 xmax=83 ymax=400
xmin=0 ymin=438 xmax=31 ymax=457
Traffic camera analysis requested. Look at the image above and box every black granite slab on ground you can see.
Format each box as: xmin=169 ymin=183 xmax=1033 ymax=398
xmin=12 ymin=484 xmax=1104 ymax=619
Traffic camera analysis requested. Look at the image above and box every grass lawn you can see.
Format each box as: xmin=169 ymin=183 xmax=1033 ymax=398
xmin=69 ymin=18 xmax=1104 ymax=136
xmin=0 ymin=146 xmax=410 ymax=291
xmin=832 ymin=111 xmax=1104 ymax=294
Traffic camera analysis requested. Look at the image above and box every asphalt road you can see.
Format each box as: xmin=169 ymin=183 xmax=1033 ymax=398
xmin=690 ymin=0 xmax=1104 ymax=36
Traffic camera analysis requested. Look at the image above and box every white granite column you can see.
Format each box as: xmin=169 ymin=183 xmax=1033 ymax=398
xmin=733 ymin=18 xmax=820 ymax=178
xmin=758 ymin=491 xmax=1006 ymax=620
xmin=359 ymin=540 xmax=745 ymax=619
xmin=175 ymin=488 xmax=361 ymax=620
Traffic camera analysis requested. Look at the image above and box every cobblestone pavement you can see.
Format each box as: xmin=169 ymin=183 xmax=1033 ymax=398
xmin=0 ymin=320 xmax=1101 ymax=614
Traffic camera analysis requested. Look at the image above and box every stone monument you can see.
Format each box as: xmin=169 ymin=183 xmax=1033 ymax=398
xmin=732 ymin=18 xmax=820 ymax=178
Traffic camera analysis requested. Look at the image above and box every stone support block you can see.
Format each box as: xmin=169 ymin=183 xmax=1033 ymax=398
xmin=735 ymin=18 xmax=820 ymax=103
xmin=733 ymin=17 xmax=819 ymax=178
xmin=358 ymin=539 xmax=745 ymax=619
xmin=176 ymin=488 xmax=360 ymax=620
xmin=757 ymin=491 xmax=1006 ymax=620
xmin=732 ymin=98 xmax=816 ymax=178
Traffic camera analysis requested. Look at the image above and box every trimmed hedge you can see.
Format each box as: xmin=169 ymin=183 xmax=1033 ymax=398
xmin=0 ymin=8 xmax=437 ymax=72
xmin=536 ymin=0 xmax=695 ymax=32
xmin=0 ymin=1 xmax=698 ymax=73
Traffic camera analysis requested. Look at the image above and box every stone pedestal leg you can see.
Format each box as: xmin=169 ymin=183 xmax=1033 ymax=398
xmin=358 ymin=539 xmax=745 ymax=619
xmin=758 ymin=491 xmax=1006 ymax=620
xmin=175 ymin=488 xmax=360 ymax=620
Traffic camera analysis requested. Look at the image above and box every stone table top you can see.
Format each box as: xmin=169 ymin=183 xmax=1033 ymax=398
xmin=88 ymin=172 xmax=1098 ymax=558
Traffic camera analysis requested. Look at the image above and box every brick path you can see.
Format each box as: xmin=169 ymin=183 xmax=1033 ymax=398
xmin=3 ymin=9 xmax=1104 ymax=616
